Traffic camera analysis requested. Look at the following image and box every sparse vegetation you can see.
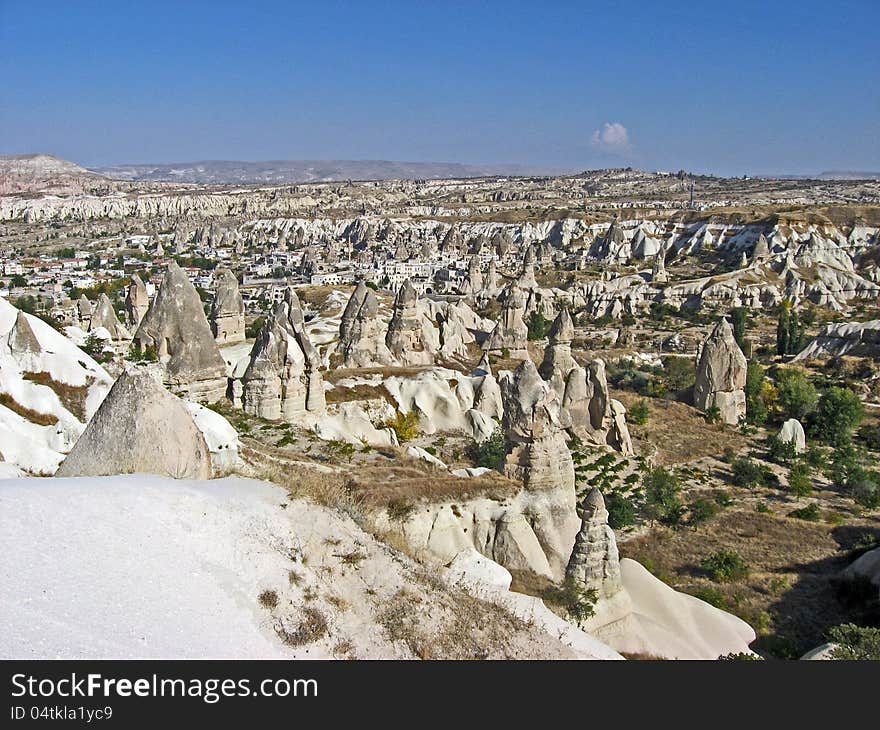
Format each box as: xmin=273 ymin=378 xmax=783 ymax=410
xmin=470 ymin=426 xmax=506 ymax=469
xmin=542 ymin=577 xmax=598 ymax=622
xmin=384 ymin=410 xmax=420 ymax=442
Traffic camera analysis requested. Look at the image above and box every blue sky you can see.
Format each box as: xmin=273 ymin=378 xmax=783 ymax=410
xmin=1 ymin=0 xmax=877 ymax=175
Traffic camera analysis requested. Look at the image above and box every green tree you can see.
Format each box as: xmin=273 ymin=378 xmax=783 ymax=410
xmin=643 ymin=466 xmax=684 ymax=524
xmin=810 ymin=387 xmax=864 ymax=447
xmin=788 ymin=461 xmax=813 ymax=497
xmin=730 ymin=307 xmax=748 ymax=352
xmin=827 ymin=624 xmax=880 ymax=660
xmin=775 ymin=368 xmax=818 ymax=421
xmin=776 ymin=306 xmax=790 ymax=356
xmin=628 ymin=399 xmax=650 ymax=425
xmin=526 ymin=312 xmax=548 ymax=340
xmin=662 ymin=355 xmax=695 ymax=391
xmin=81 ymin=332 xmax=111 ymax=363
xmin=745 ymin=362 xmax=767 ymax=424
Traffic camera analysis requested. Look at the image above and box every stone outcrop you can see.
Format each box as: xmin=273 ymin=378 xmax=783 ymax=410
xmin=498 ymin=360 xmax=579 ymax=577
xmin=209 ymin=268 xmax=245 ymax=345
xmin=485 ymin=283 xmax=529 ymax=358
xmin=241 ymin=288 xmax=325 ymax=419
xmin=752 ymin=233 xmax=770 ymax=262
xmin=538 ymin=307 xmax=577 ymax=391
xmin=518 ymin=244 xmax=539 ymax=290
xmin=794 ymin=319 xmax=880 ymax=360
xmin=559 ymin=359 xmax=633 ymax=455
xmin=133 ymin=262 xmax=228 ymax=403
xmin=385 ymin=280 xmax=433 ymax=366
xmin=124 ymin=274 xmax=150 ymax=329
xmin=565 ymin=488 xmax=623 ymax=600
xmin=693 ymin=317 xmax=748 ymax=425
xmin=536 ymin=310 xmax=632 ymax=454
xmin=89 ymin=293 xmax=129 ymax=344
xmin=76 ymin=295 xmax=92 ymax=329
xmin=55 ymin=368 xmax=212 ymax=479
xmin=338 ymin=282 xmax=392 ymax=367
xmin=461 ymin=254 xmax=483 ymax=296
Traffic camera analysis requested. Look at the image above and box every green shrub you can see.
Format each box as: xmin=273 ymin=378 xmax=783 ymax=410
xmin=704 ymin=405 xmax=721 ymax=424
xmin=787 ymin=461 xmax=813 ymax=497
xmin=730 ymin=457 xmax=767 ymax=489
xmin=688 ymin=497 xmax=718 ymax=527
xmin=849 ymin=469 xmax=880 ymax=509
xmin=701 ymin=550 xmax=750 ymax=583
xmin=605 ymin=492 xmax=636 ymax=529
xmin=858 ymin=423 xmax=880 ymax=452
xmin=661 ymin=355 xmax=695 ymax=391
xmin=526 ymin=312 xmax=548 ymax=341
xmin=245 ymin=315 xmax=265 ymax=339
xmin=766 ymin=433 xmax=798 ymax=464
xmin=692 ymin=586 xmax=728 ymax=609
xmin=542 ymin=577 xmax=598 ymax=622
xmin=628 ymin=399 xmax=649 ymax=425
xmin=385 ymin=410 xmax=420 ymax=442
xmin=745 ymin=362 xmax=768 ymax=424
xmin=788 ymin=503 xmax=821 ymax=521
xmin=471 ymin=427 xmax=506 ymax=470
xmin=81 ymin=332 xmax=112 ymax=363
xmin=827 ymin=624 xmax=880 ymax=660
xmin=128 ymin=342 xmax=158 ymax=362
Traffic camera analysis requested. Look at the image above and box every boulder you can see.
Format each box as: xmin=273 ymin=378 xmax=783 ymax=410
xmin=55 ymin=368 xmax=212 ymax=480
xmin=778 ymin=418 xmax=806 ymax=453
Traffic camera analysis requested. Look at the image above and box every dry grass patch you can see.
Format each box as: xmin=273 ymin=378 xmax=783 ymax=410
xmin=376 ymin=582 xmax=536 ymax=660
xmin=323 ymin=366 xmax=430 ymax=384
xmin=345 ymin=463 xmax=518 ymax=510
xmin=22 ymin=371 xmax=90 ymax=421
xmin=275 ymin=606 xmax=329 ymax=647
xmin=615 ymin=392 xmax=747 ymax=465
xmin=258 ymin=589 xmax=279 ymax=609
xmin=0 ymin=392 xmax=58 ymax=426
xmin=324 ymin=381 xmax=395 ymax=406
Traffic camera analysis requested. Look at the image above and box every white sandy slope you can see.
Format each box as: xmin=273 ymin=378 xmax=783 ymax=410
xmin=0 ymin=296 xmax=112 ymax=473
xmin=0 ymin=475 xmax=619 ymax=660
xmin=586 ymin=559 xmax=756 ymax=659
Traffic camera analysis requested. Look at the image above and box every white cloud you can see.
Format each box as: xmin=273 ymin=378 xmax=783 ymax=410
xmin=591 ymin=122 xmax=631 ymax=154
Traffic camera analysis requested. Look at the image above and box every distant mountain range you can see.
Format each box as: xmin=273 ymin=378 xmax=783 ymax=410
xmin=770 ymin=170 xmax=880 ymax=181
xmin=93 ymin=159 xmax=567 ymax=184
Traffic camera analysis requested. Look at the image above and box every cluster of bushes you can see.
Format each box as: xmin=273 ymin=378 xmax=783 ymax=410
xmin=607 ymin=356 xmax=693 ymax=398
xmin=470 ymin=426 xmax=506 ymax=470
